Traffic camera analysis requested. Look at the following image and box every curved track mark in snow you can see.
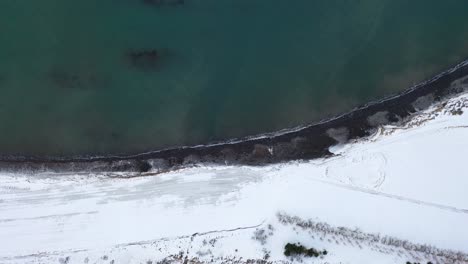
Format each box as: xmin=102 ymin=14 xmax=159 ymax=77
xmin=325 ymin=152 xmax=387 ymax=189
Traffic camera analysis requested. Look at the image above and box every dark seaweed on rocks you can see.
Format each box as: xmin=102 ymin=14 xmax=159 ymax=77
xmin=1 ymin=60 xmax=468 ymax=174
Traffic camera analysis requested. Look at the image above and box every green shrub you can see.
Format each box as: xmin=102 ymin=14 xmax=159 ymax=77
xmin=284 ymin=243 xmax=327 ymax=258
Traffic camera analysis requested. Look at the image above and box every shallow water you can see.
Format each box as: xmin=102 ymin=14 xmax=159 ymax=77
xmin=0 ymin=0 xmax=468 ymax=156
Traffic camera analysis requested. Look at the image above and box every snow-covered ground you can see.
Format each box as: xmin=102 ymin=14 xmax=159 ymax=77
xmin=1 ymin=94 xmax=468 ymax=264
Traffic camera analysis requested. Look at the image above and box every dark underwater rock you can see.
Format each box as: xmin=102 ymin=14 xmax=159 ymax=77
xmin=127 ymin=49 xmax=160 ymax=70
xmin=48 ymin=69 xmax=105 ymax=91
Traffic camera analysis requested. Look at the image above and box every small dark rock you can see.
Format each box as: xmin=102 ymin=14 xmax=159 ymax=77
xmin=252 ymin=144 xmax=271 ymax=158
xmin=136 ymin=160 xmax=152 ymax=173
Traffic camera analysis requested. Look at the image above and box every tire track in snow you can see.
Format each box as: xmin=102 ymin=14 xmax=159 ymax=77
xmin=0 ymin=211 xmax=98 ymax=223
xmin=310 ymin=177 xmax=468 ymax=214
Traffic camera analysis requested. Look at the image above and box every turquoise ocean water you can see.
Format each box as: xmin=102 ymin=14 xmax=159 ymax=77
xmin=0 ymin=0 xmax=468 ymax=156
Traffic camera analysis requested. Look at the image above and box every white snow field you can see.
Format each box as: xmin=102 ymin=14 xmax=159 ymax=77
xmin=1 ymin=93 xmax=468 ymax=264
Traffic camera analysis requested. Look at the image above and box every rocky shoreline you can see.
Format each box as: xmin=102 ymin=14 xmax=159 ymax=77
xmin=2 ymin=59 xmax=468 ymax=174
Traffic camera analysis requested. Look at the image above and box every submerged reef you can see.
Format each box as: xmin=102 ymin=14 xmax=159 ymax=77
xmin=126 ymin=49 xmax=170 ymax=71
xmin=48 ymin=69 xmax=104 ymax=91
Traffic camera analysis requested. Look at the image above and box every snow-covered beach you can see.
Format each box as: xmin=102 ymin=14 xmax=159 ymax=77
xmin=1 ymin=92 xmax=468 ymax=263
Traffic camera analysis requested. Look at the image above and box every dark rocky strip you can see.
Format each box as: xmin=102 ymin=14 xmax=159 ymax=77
xmin=1 ymin=59 xmax=468 ymax=174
